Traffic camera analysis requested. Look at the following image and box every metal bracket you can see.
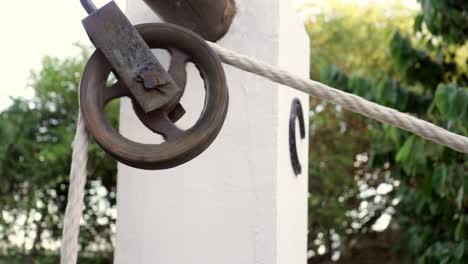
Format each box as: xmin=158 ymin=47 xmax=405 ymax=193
xmin=81 ymin=1 xmax=182 ymax=113
xmin=289 ymin=98 xmax=306 ymax=176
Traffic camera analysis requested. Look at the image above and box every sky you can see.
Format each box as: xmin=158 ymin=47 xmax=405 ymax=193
xmin=0 ymin=0 xmax=418 ymax=110
xmin=0 ymin=0 xmax=126 ymax=110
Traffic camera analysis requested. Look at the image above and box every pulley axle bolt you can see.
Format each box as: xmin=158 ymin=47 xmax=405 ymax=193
xmin=137 ymin=70 xmax=163 ymax=91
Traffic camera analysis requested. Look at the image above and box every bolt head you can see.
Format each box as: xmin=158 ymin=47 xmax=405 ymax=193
xmin=144 ymin=78 xmax=158 ymax=89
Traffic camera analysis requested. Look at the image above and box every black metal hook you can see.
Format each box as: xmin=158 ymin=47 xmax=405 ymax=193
xmin=289 ymin=98 xmax=306 ymax=176
xmin=81 ymin=0 xmax=98 ymax=14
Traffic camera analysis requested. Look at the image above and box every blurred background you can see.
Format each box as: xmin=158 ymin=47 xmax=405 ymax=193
xmin=0 ymin=0 xmax=467 ymax=263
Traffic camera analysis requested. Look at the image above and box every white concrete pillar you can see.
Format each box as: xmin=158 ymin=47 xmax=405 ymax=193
xmin=115 ymin=0 xmax=309 ymax=263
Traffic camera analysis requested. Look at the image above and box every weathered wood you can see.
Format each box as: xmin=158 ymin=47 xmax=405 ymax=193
xmin=143 ymin=0 xmax=236 ymax=41
xmin=83 ymin=1 xmax=181 ymax=113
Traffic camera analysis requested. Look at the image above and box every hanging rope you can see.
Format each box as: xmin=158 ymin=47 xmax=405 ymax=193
xmin=60 ymin=112 xmax=88 ymax=264
xmin=61 ymin=42 xmax=468 ymax=263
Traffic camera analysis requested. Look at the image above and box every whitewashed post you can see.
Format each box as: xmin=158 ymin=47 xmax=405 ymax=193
xmin=115 ymin=0 xmax=310 ymax=263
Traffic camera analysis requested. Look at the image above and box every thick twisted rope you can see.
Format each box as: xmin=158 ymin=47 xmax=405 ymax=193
xmin=61 ymin=43 xmax=468 ymax=263
xmin=208 ymin=42 xmax=468 ymax=153
xmin=60 ymin=112 xmax=88 ymax=264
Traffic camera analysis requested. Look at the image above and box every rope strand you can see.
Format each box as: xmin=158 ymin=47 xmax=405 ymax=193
xmin=61 ymin=112 xmax=88 ymax=264
xmin=208 ymin=42 xmax=468 ymax=153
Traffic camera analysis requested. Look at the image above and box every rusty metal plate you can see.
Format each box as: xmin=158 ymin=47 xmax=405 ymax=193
xmin=82 ymin=1 xmax=181 ymax=113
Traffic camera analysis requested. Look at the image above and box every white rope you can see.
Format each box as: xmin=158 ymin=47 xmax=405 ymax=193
xmin=60 ymin=112 xmax=88 ymax=264
xmin=60 ymin=43 xmax=468 ymax=263
xmin=208 ymin=42 xmax=468 ymax=154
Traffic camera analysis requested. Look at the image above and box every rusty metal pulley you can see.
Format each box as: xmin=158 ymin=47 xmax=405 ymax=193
xmin=79 ymin=1 xmax=229 ymax=170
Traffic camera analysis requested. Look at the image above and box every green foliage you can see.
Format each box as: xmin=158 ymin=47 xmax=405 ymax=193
xmin=416 ymin=0 xmax=468 ymax=44
xmin=319 ymin=42 xmax=468 ymax=264
xmin=301 ymin=1 xmax=417 ymax=262
xmin=0 ymin=47 xmax=118 ymax=263
xmin=303 ymin=0 xmax=468 ymax=263
xmin=435 ymin=83 xmax=468 ymax=122
xmin=389 ymin=32 xmax=446 ymax=89
xmin=303 ymin=0 xmax=414 ymax=80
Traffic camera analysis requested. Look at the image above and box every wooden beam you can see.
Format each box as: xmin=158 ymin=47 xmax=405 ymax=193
xmin=142 ymin=0 xmax=236 ymax=41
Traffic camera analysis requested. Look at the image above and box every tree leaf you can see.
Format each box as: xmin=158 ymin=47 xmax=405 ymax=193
xmin=454 ymin=89 xmax=468 ymax=120
xmin=433 ymin=166 xmax=448 ymax=197
xmin=448 ymin=87 xmax=468 ymax=120
xmin=455 ymin=215 xmax=464 ymax=241
xmin=435 ymin=84 xmax=456 ymax=116
xmin=455 ymin=241 xmax=465 ymax=260
xmin=396 ymin=137 xmax=413 ymax=162
xmin=414 ymin=13 xmax=424 ymax=33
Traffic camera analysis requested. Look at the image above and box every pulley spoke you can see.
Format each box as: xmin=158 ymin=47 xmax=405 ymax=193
xmin=168 ymin=48 xmax=190 ymax=89
xmin=101 ymin=81 xmax=130 ymax=105
xmin=137 ymin=110 xmax=185 ymax=140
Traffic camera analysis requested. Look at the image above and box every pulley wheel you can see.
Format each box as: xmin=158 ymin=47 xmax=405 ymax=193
xmin=80 ymin=23 xmax=229 ymax=170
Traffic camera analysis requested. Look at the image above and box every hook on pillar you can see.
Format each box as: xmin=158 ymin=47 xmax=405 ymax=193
xmin=289 ymin=98 xmax=306 ymax=176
